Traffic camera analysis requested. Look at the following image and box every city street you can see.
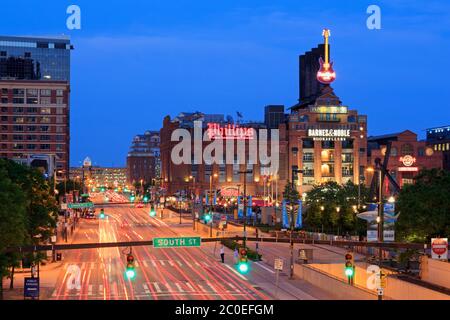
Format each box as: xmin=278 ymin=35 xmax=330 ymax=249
xmin=47 ymin=205 xmax=270 ymax=300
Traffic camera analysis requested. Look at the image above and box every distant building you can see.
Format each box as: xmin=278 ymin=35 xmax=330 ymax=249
xmin=0 ymin=35 xmax=73 ymax=81
xmin=368 ymin=130 xmax=442 ymax=193
xmin=0 ymin=35 xmax=72 ymax=181
xmin=426 ymin=125 xmax=450 ymax=171
xmin=70 ymin=162 xmax=127 ymax=190
xmin=126 ymin=130 xmax=160 ymax=185
xmin=264 ymin=105 xmax=286 ymax=129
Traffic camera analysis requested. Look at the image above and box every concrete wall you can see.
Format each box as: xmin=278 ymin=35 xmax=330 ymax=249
xmin=385 ymin=276 xmax=450 ymax=300
xmin=294 ymin=264 xmax=377 ymax=300
xmin=420 ymin=256 xmax=450 ymax=289
xmin=295 ymin=262 xmax=450 ymax=300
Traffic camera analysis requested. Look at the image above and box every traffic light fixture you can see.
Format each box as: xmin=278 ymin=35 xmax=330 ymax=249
xmin=237 ymin=247 xmax=250 ymax=274
xmin=149 ymin=205 xmax=156 ymax=217
xmin=344 ymin=251 xmax=354 ymax=284
xmin=125 ymin=253 xmax=136 ymax=280
xmin=99 ymin=209 xmax=105 ymax=219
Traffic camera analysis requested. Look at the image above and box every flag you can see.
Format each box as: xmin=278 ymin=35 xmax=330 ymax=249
xmin=282 ymin=199 xmax=289 ymax=228
xmin=295 ymin=200 xmax=302 ymax=228
xmin=247 ymin=196 xmax=253 ymax=217
xmin=237 ymin=196 xmax=243 ymax=218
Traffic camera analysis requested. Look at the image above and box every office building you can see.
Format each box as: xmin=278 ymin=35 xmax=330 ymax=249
xmin=127 ymin=130 xmax=160 ymax=185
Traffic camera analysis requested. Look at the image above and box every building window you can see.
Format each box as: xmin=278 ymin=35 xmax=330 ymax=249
xmin=12 ymin=98 xmax=24 ymax=104
xmin=40 ymin=97 xmax=51 ymax=104
xmin=348 ymin=115 xmax=356 ymax=123
xmin=40 ymin=108 xmax=51 ymax=114
xmin=56 ymin=97 xmax=64 ymax=105
xmin=40 ymin=126 xmax=49 ymax=132
xmin=232 ymin=163 xmax=240 ymax=182
xmin=342 ymin=139 xmax=354 ymax=149
xmin=40 ymin=89 xmax=51 ymax=96
xmin=56 ymin=89 xmax=64 ymax=96
xmin=302 ymin=139 xmax=314 ymax=148
xmin=219 ymin=164 xmax=226 ymax=183
xmin=342 ymin=153 xmax=353 ymax=163
xmin=40 ymin=117 xmax=51 ymax=123
xmin=418 ymin=147 xmax=425 ymax=156
xmin=40 ymin=135 xmax=51 ymax=141
xmin=303 ymin=153 xmax=314 ymax=162
xmin=321 ymin=141 xmax=335 ymax=149
xmin=40 ymin=144 xmax=50 ymax=150
xmin=27 ymin=98 xmax=39 ymax=104
xmin=391 ymin=147 xmax=398 ymax=157
xmin=27 ymin=89 xmax=38 ymax=96
xmin=401 ymin=143 xmax=414 ymax=155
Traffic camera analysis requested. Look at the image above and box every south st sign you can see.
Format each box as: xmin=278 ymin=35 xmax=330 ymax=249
xmin=153 ymin=237 xmax=201 ymax=248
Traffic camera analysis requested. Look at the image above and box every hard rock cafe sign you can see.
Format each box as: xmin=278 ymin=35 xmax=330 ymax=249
xmin=399 ymin=155 xmax=418 ymax=172
xmin=400 ymin=155 xmax=416 ymax=167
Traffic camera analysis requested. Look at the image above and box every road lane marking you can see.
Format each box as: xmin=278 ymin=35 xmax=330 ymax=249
xmin=224 ymin=264 xmax=248 ymax=281
xmin=185 ymin=261 xmax=192 ymax=268
xmin=166 ymin=283 xmax=173 ymax=292
xmin=168 ymin=260 xmax=175 ymax=267
xmin=175 ymin=283 xmax=184 ymax=292
xmin=198 ymin=284 xmax=207 ymax=292
xmin=151 ymin=260 xmax=157 ymax=267
xmin=88 ymin=285 xmax=93 ymax=296
xmin=176 ymin=260 xmax=183 ymax=266
xmin=185 ymin=282 xmax=195 ymax=292
xmin=159 ymin=260 xmax=165 ymax=266
xmin=255 ymin=262 xmax=276 ymax=274
xmin=52 ymin=289 xmax=57 ymax=297
xmin=195 ymin=261 xmax=201 ymax=267
xmin=143 ymin=260 xmax=148 ymax=267
xmin=152 ymin=282 xmax=162 ymax=293
xmin=134 ymin=261 xmax=139 ymax=267
xmin=206 ymin=281 xmax=217 ymax=292
xmin=143 ymin=284 xmax=150 ymax=294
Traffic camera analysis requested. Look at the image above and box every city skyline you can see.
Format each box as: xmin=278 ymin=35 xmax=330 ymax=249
xmin=0 ymin=1 xmax=449 ymax=167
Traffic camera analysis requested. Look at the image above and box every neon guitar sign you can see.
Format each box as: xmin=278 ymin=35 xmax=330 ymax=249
xmin=316 ymin=29 xmax=336 ymax=84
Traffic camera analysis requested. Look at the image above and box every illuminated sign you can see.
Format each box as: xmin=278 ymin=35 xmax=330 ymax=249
xmin=308 ymin=128 xmax=350 ymax=141
xmin=316 ymin=29 xmax=336 ymax=84
xmin=220 ymin=187 xmax=239 ymax=197
xmin=310 ymin=106 xmax=348 ymax=114
xmin=399 ymin=155 xmax=416 ymax=167
xmin=398 ymin=167 xmax=418 ymax=172
xmin=207 ymin=123 xmax=254 ymax=140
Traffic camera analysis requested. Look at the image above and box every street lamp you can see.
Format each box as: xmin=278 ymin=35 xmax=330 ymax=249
xmin=188 ymin=175 xmax=196 ymax=230
xmin=237 ymin=169 xmax=253 ymax=248
xmin=208 ymin=173 xmax=218 ymax=237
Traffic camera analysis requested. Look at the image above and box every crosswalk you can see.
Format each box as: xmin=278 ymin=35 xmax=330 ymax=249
xmin=51 ymin=280 xmax=257 ymax=299
xmin=62 ymin=259 xmax=217 ymax=270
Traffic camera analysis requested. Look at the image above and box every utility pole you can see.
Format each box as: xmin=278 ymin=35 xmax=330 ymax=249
xmin=289 ymin=168 xmax=303 ymax=279
xmin=377 ymin=165 xmax=384 ymax=270
xmin=237 ymin=169 xmax=252 ymax=249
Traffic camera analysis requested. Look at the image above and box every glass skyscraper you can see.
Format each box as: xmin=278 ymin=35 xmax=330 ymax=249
xmin=0 ymin=35 xmax=73 ymax=81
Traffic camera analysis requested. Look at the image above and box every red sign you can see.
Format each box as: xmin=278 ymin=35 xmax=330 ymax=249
xmin=207 ymin=123 xmax=254 ymax=140
xmin=432 ymin=238 xmax=448 ymax=256
xmin=220 ymin=187 xmax=239 ymax=197
xmin=399 ymin=155 xmax=416 ymax=167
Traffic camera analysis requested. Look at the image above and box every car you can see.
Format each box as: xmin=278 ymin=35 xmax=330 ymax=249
xmin=135 ymin=203 xmax=144 ymax=208
xmin=85 ymin=212 xmax=96 ymax=219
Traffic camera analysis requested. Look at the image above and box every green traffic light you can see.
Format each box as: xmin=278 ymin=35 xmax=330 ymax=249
xmin=149 ymin=209 xmax=156 ymax=217
xmin=99 ymin=213 xmax=105 ymax=219
xmin=204 ymin=213 xmax=212 ymax=222
xmin=237 ymin=262 xmax=249 ymax=274
xmin=125 ymin=268 xmax=136 ymax=280
xmin=345 ymin=267 xmax=354 ymax=277
xmin=143 ymin=196 xmax=149 ymax=202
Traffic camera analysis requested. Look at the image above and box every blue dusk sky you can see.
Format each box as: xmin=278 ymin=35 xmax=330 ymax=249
xmin=0 ymin=0 xmax=449 ymax=167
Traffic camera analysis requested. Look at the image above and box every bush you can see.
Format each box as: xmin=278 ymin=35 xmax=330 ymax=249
xmin=220 ymin=239 xmax=262 ymax=261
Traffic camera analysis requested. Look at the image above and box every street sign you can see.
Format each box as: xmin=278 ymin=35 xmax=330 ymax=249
xmin=431 ymin=238 xmax=448 ymax=260
xmin=377 ymin=288 xmax=384 ymax=296
xmin=153 ymin=237 xmax=201 ymax=248
xmin=274 ymin=258 xmax=284 ymax=271
xmin=68 ymin=202 xmax=94 ymax=209
xmin=24 ymin=277 xmax=39 ymax=299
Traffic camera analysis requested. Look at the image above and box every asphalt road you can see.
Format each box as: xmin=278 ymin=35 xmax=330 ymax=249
xmin=49 ymin=205 xmax=270 ymax=300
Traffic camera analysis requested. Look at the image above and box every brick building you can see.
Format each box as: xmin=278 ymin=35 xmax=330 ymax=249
xmin=367 ymin=130 xmax=442 ymax=193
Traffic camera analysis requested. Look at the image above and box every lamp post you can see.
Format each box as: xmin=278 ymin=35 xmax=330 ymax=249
xmin=237 ymin=169 xmax=252 ymax=248
xmin=188 ymin=175 xmax=196 ymax=230
xmin=289 ymin=168 xmax=303 ymax=279
xmin=209 ymin=173 xmax=218 ymax=237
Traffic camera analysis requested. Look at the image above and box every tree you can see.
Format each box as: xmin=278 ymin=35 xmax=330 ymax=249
xmin=304 ymin=181 xmax=369 ymax=235
xmin=0 ymin=159 xmax=58 ymax=296
xmin=282 ymin=181 xmax=300 ymax=229
xmin=396 ymin=169 xmax=450 ymax=242
xmin=0 ymin=166 xmax=27 ymax=299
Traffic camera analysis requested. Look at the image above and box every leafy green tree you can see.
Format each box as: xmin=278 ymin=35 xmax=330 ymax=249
xmin=304 ymin=181 xmax=369 ymax=235
xmin=0 ymin=166 xmax=27 ymax=298
xmin=396 ymin=169 xmax=450 ymax=242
